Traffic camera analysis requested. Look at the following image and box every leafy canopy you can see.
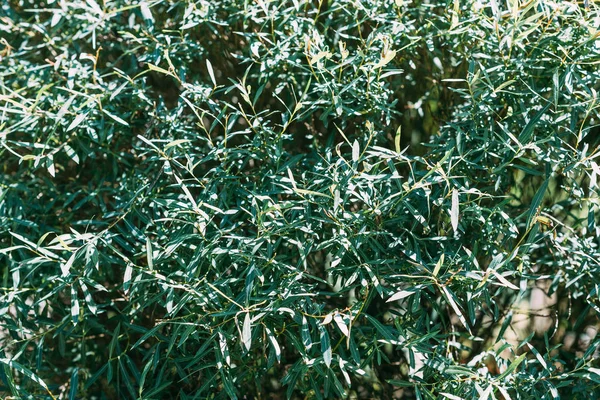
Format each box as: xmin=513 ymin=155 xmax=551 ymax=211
xmin=1 ymin=0 xmax=600 ymax=399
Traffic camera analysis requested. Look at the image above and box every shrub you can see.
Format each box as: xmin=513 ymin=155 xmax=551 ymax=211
xmin=1 ymin=0 xmax=600 ymax=398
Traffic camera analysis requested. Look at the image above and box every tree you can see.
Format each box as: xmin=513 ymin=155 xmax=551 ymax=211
xmin=1 ymin=0 xmax=600 ymax=398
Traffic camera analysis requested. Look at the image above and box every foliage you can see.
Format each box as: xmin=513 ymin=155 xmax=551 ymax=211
xmin=2 ymin=0 xmax=600 ymax=398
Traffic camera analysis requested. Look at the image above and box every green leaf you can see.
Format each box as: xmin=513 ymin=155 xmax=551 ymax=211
xmin=207 ymin=59 xmax=217 ymax=87
xmin=526 ymin=179 xmax=549 ymax=229
xmin=71 ymin=285 xmax=80 ymax=325
xmin=496 ymin=312 xmax=513 ymax=343
xmin=518 ymin=102 xmax=551 ymax=144
xmin=386 ymin=289 xmax=415 ymax=302
xmin=123 ymin=264 xmax=133 ymax=293
xmin=64 ymin=144 xmax=79 ymax=164
xmin=352 ymin=140 xmax=360 ymax=162
xmin=66 ymin=113 xmax=88 ymax=132
xmin=103 ymin=109 xmax=129 ymax=126
xmin=164 ymin=139 xmax=191 ymax=149
xmin=441 ymin=286 xmax=471 ymax=334
xmin=497 ymin=354 xmax=527 ymax=381
xmin=241 ymin=312 xmax=252 ymax=352
xmin=146 ymin=237 xmax=154 ymax=270
xmin=69 ymin=368 xmax=79 ymax=400
xmin=319 ymin=325 xmax=332 ymax=368
xmin=451 ymin=188 xmax=459 ymax=233
xmin=0 ymin=358 xmax=56 ymax=399
xmin=84 ymin=364 xmax=108 ymax=390
xmin=301 ymin=316 xmax=312 ymax=351
xmin=265 ymin=327 xmax=281 ymax=363
xmin=394 ymin=126 xmax=402 ymax=153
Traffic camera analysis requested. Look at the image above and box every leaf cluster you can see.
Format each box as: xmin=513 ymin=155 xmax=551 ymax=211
xmin=1 ymin=0 xmax=600 ymax=399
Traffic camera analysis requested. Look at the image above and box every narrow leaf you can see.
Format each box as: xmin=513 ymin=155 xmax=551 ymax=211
xmin=301 ymin=316 xmax=312 ymax=351
xmin=164 ymin=139 xmax=190 ymax=149
xmin=320 ymin=325 xmax=332 ymax=368
xmin=103 ymin=109 xmax=129 ymax=126
xmin=265 ymin=327 xmax=281 ymax=363
xmin=207 ymin=59 xmax=216 ymax=87
xmin=526 ymin=179 xmax=548 ymax=229
xmin=0 ymin=359 xmax=55 ymax=399
xmin=352 ymin=140 xmax=360 ymax=162
xmin=451 ymin=188 xmax=459 ymax=233
xmin=123 ymin=264 xmax=133 ymax=293
xmin=333 ymin=313 xmax=349 ymax=337
xmin=146 ymin=238 xmax=153 ymax=270
xmin=394 ymin=126 xmax=402 ymax=153
xmin=442 ymin=286 xmax=471 ymax=334
xmin=71 ymin=286 xmax=80 ymax=325
xmin=387 ymin=290 xmax=415 ymax=303
xmin=497 ymin=354 xmax=526 ymax=380
xmin=518 ymin=102 xmax=551 ymax=143
xmin=242 ymin=313 xmax=252 ymax=351
xmin=67 ymin=113 xmax=88 ymax=132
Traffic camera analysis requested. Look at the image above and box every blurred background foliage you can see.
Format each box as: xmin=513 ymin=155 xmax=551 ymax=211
xmin=1 ymin=0 xmax=600 ymax=398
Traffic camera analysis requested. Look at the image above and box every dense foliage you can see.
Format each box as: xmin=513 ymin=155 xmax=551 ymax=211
xmin=2 ymin=0 xmax=600 ymax=398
